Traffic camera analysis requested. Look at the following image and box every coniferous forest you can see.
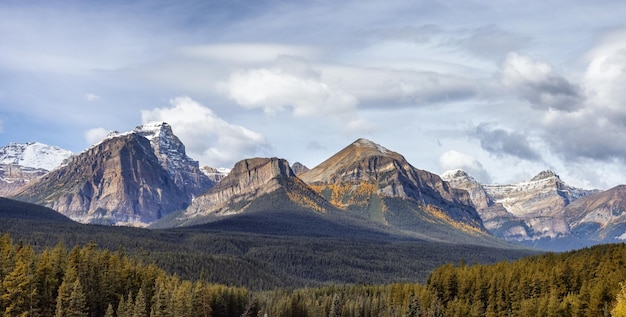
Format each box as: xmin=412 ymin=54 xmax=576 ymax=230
xmin=1 ymin=232 xmax=626 ymax=316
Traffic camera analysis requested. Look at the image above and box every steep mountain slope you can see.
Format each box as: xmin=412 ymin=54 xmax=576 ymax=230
xmin=0 ymin=142 xmax=72 ymax=170
xmin=119 ymin=122 xmax=215 ymax=198
xmin=563 ymin=185 xmax=626 ymax=241
xmin=0 ymin=164 xmax=48 ymax=196
xmin=156 ymin=157 xmax=337 ymax=227
xmin=0 ymin=142 xmax=73 ymax=197
xmin=299 ymin=139 xmax=488 ymax=242
xmin=11 ymin=133 xmax=188 ymax=226
xmin=442 ymin=169 xmax=601 ymax=247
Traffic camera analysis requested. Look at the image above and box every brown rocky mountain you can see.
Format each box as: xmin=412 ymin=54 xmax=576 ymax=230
xmin=11 ymin=133 xmax=194 ymax=226
xmin=162 ymin=157 xmax=336 ymax=227
xmin=299 ymin=139 xmax=487 ymax=241
xmin=563 ymin=185 xmax=626 ymax=240
xmin=291 ymin=162 xmax=310 ymax=175
xmin=0 ymin=164 xmax=48 ymax=196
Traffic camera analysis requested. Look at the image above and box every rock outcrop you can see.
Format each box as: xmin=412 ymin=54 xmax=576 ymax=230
xmin=173 ymin=157 xmax=334 ymax=227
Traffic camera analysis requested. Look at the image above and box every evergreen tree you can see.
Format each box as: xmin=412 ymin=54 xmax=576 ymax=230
xmin=55 ymin=265 xmax=78 ymax=317
xmin=405 ymin=294 xmax=421 ymax=317
xmin=1 ymin=245 xmax=37 ymax=317
xmin=329 ymin=294 xmax=343 ymax=317
xmin=104 ymin=303 xmax=115 ymax=317
xmin=134 ymin=288 xmax=148 ymax=317
xmin=612 ymin=282 xmax=626 ymax=317
xmin=67 ymin=279 xmax=88 ymax=317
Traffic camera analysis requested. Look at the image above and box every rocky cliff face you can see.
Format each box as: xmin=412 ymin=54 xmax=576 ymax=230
xmin=442 ymin=169 xmax=599 ymax=241
xmin=0 ymin=164 xmax=48 ymax=197
xmin=12 ymin=133 xmax=188 ymax=226
xmin=299 ymin=139 xmax=485 ymax=235
xmin=563 ymin=185 xmax=626 ymax=240
xmin=130 ymin=122 xmax=215 ymax=198
xmin=176 ymin=157 xmax=333 ymax=226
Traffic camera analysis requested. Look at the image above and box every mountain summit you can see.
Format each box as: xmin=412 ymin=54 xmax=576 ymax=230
xmin=159 ymin=157 xmax=335 ymax=227
xmin=300 ymin=139 xmax=487 ymax=242
xmin=11 ymin=123 xmax=214 ymax=226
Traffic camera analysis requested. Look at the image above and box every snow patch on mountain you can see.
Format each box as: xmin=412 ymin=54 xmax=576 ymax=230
xmin=0 ymin=142 xmax=72 ymax=170
xmin=354 ymin=138 xmax=391 ymax=154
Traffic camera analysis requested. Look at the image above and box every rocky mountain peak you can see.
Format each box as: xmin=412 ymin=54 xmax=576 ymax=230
xmin=11 ymin=133 xmax=188 ymax=226
xmin=531 ymin=170 xmax=561 ymax=182
xmin=351 ymin=138 xmax=392 ymax=154
xmin=183 ymin=157 xmax=307 ymax=219
xmin=291 ymin=162 xmax=310 ymax=176
xmin=130 ymin=121 xmax=214 ymax=198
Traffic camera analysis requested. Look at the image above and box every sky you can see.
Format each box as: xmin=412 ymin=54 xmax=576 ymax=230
xmin=2 ymin=0 xmax=626 ymax=189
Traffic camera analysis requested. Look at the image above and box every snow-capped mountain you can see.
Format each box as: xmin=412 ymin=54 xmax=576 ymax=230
xmin=442 ymin=169 xmax=600 ymax=247
xmin=11 ymin=122 xmax=216 ymax=226
xmin=131 ymin=122 xmax=215 ymax=198
xmin=0 ymin=142 xmax=72 ymax=170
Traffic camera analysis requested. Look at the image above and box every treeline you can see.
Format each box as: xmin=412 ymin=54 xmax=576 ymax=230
xmin=427 ymin=243 xmax=626 ymax=316
xmin=253 ymin=244 xmax=626 ymax=317
xmin=3 ymin=230 xmax=626 ymax=317
xmin=0 ymin=234 xmax=251 ymax=317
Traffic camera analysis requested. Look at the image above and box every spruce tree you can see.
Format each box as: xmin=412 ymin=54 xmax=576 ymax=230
xmin=67 ymin=279 xmax=88 ymax=317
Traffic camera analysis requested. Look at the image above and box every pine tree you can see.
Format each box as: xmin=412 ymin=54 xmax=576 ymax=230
xmin=67 ymin=279 xmax=88 ymax=317
xmin=104 ymin=303 xmax=115 ymax=317
xmin=134 ymin=288 xmax=148 ymax=317
xmin=329 ymin=294 xmax=343 ymax=317
xmin=405 ymin=294 xmax=421 ymax=317
xmin=2 ymin=245 xmax=37 ymax=317
xmin=55 ymin=265 xmax=78 ymax=317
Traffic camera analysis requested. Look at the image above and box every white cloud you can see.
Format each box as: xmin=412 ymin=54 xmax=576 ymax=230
xmin=84 ymin=127 xmax=110 ymax=145
xmin=141 ymin=96 xmax=269 ymax=168
xmin=501 ymin=52 xmax=583 ymax=112
xmin=584 ymin=28 xmax=626 ymax=109
xmin=219 ymin=64 xmax=358 ymax=117
xmin=439 ymin=150 xmax=491 ymax=183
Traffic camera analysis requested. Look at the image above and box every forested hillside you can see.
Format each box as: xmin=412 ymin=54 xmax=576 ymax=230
xmin=1 ymin=234 xmax=626 ymax=316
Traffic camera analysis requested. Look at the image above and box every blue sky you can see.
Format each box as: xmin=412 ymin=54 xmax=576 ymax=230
xmin=2 ymin=0 xmax=626 ymax=189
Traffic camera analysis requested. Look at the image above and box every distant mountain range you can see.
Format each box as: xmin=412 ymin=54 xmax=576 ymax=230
xmin=2 ymin=122 xmax=626 ymax=250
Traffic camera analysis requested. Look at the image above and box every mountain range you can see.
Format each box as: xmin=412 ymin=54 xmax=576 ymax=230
xmin=2 ymin=122 xmax=626 ymax=250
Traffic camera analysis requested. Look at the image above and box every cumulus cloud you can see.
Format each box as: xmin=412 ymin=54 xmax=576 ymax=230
xmin=501 ymin=52 xmax=583 ymax=112
xmin=541 ymin=109 xmax=626 ymax=162
xmin=141 ymin=96 xmax=269 ymax=168
xmin=218 ymin=58 xmax=372 ymax=132
xmin=439 ymin=150 xmax=491 ymax=183
xmin=84 ymin=127 xmax=110 ymax=145
xmin=473 ymin=124 xmax=541 ymax=161
xmin=584 ymin=28 xmax=626 ymax=110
